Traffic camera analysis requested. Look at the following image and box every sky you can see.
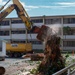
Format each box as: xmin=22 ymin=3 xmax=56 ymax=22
xmin=1 ymin=0 xmax=75 ymax=18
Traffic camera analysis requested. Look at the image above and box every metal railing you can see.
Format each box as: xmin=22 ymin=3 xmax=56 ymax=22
xmin=52 ymin=63 xmax=75 ymax=75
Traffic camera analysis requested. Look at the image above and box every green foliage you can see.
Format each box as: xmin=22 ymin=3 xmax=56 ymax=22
xmin=30 ymin=68 xmax=38 ymax=74
xmin=65 ymin=52 xmax=69 ymax=58
xmin=36 ymin=61 xmax=41 ymax=64
xmin=63 ymin=26 xmax=71 ymax=35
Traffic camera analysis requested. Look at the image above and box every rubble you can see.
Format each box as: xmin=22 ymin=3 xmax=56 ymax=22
xmin=0 ymin=58 xmax=41 ymax=75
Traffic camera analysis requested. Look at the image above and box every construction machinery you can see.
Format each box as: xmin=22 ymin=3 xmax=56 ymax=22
xmin=0 ymin=0 xmax=35 ymax=74
xmin=0 ymin=0 xmax=51 ymax=74
xmin=0 ymin=0 xmax=35 ymax=58
xmin=0 ymin=0 xmax=50 ymax=57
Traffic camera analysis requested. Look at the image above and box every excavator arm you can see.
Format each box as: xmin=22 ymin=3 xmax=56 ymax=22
xmin=13 ymin=0 xmax=32 ymax=30
xmin=0 ymin=0 xmax=45 ymax=40
xmin=0 ymin=0 xmax=48 ymax=41
xmin=0 ymin=0 xmax=32 ymax=30
xmin=0 ymin=4 xmax=15 ymax=22
xmin=0 ymin=0 xmax=49 ymax=74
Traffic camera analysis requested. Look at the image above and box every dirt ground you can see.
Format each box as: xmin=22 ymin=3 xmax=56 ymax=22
xmin=0 ymin=58 xmax=40 ymax=75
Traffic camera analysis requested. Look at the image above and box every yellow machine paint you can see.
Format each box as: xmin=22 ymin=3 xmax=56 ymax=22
xmin=6 ymin=43 xmax=32 ymax=52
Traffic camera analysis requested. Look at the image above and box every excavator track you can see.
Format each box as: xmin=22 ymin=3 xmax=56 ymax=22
xmin=0 ymin=67 xmax=5 ymax=75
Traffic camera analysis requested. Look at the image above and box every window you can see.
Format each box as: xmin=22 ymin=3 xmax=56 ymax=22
xmin=9 ymin=40 xmax=42 ymax=44
xmin=0 ymin=42 xmax=2 ymax=51
xmin=63 ymin=18 xmax=75 ymax=24
xmin=11 ymin=30 xmax=34 ymax=34
xmin=29 ymin=40 xmax=42 ymax=44
xmin=45 ymin=18 xmax=61 ymax=24
xmin=11 ymin=20 xmax=23 ymax=23
xmin=63 ymin=41 xmax=75 ymax=47
xmin=31 ymin=19 xmax=43 ymax=23
xmin=11 ymin=30 xmax=25 ymax=34
xmin=0 ymin=20 xmax=9 ymax=26
xmin=11 ymin=40 xmax=25 ymax=43
xmin=63 ymin=27 xmax=73 ymax=35
xmin=72 ymin=29 xmax=75 ymax=35
xmin=0 ymin=31 xmax=9 ymax=36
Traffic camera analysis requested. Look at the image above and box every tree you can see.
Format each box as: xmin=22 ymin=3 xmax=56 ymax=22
xmin=63 ymin=26 xmax=71 ymax=35
xmin=63 ymin=26 xmax=72 ymax=50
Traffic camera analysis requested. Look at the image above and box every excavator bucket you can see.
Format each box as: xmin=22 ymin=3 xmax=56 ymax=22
xmin=31 ymin=26 xmax=40 ymax=33
xmin=37 ymin=25 xmax=50 ymax=41
xmin=31 ymin=25 xmax=50 ymax=41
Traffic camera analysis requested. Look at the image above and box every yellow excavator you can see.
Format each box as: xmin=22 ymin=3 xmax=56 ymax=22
xmin=0 ymin=0 xmax=49 ymax=58
xmin=0 ymin=0 xmax=35 ymax=74
xmin=0 ymin=0 xmax=49 ymax=74
xmin=0 ymin=0 xmax=35 ymax=58
xmin=0 ymin=0 xmax=33 ymax=30
xmin=0 ymin=0 xmax=50 ymax=57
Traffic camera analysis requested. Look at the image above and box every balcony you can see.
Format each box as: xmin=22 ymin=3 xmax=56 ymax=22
xmin=63 ymin=35 xmax=75 ymax=39
xmin=11 ymin=34 xmax=37 ymax=39
xmin=63 ymin=24 xmax=75 ymax=27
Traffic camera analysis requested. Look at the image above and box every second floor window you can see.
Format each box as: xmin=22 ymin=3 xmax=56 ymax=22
xmin=63 ymin=41 xmax=75 ymax=47
xmin=31 ymin=19 xmax=43 ymax=23
xmin=45 ymin=18 xmax=61 ymax=24
xmin=63 ymin=18 xmax=75 ymax=24
xmin=0 ymin=20 xmax=9 ymax=26
xmin=11 ymin=20 xmax=23 ymax=24
xmin=0 ymin=31 xmax=9 ymax=36
xmin=11 ymin=30 xmax=25 ymax=34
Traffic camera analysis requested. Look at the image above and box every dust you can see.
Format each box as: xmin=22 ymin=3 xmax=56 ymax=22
xmin=43 ymin=24 xmax=62 ymax=48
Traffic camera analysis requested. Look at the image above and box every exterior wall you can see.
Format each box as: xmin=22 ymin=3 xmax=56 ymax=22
xmin=1 ymin=15 xmax=75 ymax=51
xmin=2 ymin=41 xmax=6 ymax=56
xmin=0 ymin=40 xmax=6 ymax=57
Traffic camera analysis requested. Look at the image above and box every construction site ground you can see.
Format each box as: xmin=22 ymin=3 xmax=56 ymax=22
xmin=0 ymin=55 xmax=75 ymax=75
xmin=0 ymin=57 xmax=40 ymax=75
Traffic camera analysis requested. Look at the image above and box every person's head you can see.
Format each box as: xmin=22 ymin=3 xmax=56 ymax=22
xmin=44 ymin=35 xmax=61 ymax=60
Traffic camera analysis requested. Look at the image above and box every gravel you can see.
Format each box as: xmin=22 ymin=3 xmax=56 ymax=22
xmin=0 ymin=58 xmax=40 ymax=75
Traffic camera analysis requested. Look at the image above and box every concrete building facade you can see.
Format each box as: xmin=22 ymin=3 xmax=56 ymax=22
xmin=0 ymin=15 xmax=75 ymax=51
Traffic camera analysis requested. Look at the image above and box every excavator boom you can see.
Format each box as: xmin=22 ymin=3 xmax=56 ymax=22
xmin=13 ymin=0 xmax=32 ymax=30
xmin=0 ymin=4 xmax=15 ymax=22
xmin=0 ymin=0 xmax=32 ymax=30
xmin=0 ymin=0 xmax=48 ymax=48
xmin=0 ymin=0 xmax=49 ymax=74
